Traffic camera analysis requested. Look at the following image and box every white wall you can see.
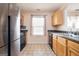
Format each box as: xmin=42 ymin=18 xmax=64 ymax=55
xmin=22 ymin=11 xmax=53 ymax=44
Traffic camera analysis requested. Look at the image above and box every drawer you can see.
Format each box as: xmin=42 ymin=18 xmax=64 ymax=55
xmin=57 ymin=36 xmax=67 ymax=46
xmin=68 ymin=40 xmax=79 ymax=52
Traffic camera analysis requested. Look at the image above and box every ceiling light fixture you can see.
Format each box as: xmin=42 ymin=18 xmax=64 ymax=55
xmin=36 ymin=9 xmax=40 ymax=11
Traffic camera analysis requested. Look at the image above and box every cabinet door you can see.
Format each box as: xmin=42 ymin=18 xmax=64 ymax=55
xmin=52 ymin=12 xmax=58 ymax=25
xmin=57 ymin=10 xmax=63 ymax=25
xmin=57 ymin=41 xmax=67 ymax=56
xmin=68 ymin=40 xmax=79 ymax=56
xmin=52 ymin=35 xmax=57 ymax=54
xmin=56 ymin=37 xmax=67 ymax=56
xmin=52 ymin=10 xmax=63 ymax=26
xmin=68 ymin=48 xmax=79 ymax=56
xmin=20 ymin=14 xmax=24 ymax=25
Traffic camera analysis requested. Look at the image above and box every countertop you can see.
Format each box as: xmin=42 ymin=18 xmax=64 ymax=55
xmin=51 ymin=33 xmax=79 ymax=43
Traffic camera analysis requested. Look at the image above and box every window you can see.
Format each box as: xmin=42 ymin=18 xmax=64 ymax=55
xmin=75 ymin=16 xmax=79 ymax=28
xmin=31 ymin=15 xmax=45 ymax=35
xmin=67 ymin=16 xmax=75 ymax=28
xmin=67 ymin=15 xmax=79 ymax=29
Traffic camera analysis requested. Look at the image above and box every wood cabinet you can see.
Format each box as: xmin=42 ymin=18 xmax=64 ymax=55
xmin=52 ymin=35 xmax=67 ymax=56
xmin=20 ymin=13 xmax=24 ymax=25
xmin=68 ymin=48 xmax=79 ymax=56
xmin=67 ymin=40 xmax=79 ymax=56
xmin=52 ymin=35 xmax=57 ymax=54
xmin=56 ymin=37 xmax=67 ymax=56
xmin=52 ymin=34 xmax=79 ymax=56
xmin=52 ymin=9 xmax=64 ymax=26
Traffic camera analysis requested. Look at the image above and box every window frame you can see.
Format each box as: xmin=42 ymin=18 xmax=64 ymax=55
xmin=30 ymin=15 xmax=46 ymax=36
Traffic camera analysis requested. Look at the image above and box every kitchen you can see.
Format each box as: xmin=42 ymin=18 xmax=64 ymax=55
xmin=0 ymin=3 xmax=79 ymax=56
xmin=18 ymin=3 xmax=79 ymax=56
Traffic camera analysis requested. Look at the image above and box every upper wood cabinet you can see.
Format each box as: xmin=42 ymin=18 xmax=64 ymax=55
xmin=52 ymin=8 xmax=64 ymax=26
xmin=20 ymin=13 xmax=24 ymax=25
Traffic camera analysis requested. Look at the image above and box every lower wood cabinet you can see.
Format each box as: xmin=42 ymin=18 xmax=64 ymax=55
xmin=52 ymin=35 xmax=57 ymax=54
xmin=52 ymin=35 xmax=79 ymax=56
xmin=68 ymin=48 xmax=79 ymax=56
xmin=56 ymin=37 xmax=67 ymax=56
xmin=68 ymin=40 xmax=79 ymax=56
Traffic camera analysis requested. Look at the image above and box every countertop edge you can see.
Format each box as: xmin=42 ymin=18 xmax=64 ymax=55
xmin=52 ymin=33 xmax=79 ymax=43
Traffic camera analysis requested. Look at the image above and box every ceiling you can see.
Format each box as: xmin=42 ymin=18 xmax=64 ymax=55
xmin=9 ymin=3 xmax=79 ymax=13
xmin=66 ymin=4 xmax=79 ymax=12
xmin=15 ymin=3 xmax=67 ymax=12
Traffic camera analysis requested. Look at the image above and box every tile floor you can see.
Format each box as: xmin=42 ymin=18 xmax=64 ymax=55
xmin=19 ymin=44 xmax=55 ymax=56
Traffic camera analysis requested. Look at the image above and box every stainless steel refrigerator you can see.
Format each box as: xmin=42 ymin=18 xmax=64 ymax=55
xmin=0 ymin=3 xmax=8 ymax=56
xmin=10 ymin=9 xmax=20 ymax=56
xmin=0 ymin=4 xmax=20 ymax=56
